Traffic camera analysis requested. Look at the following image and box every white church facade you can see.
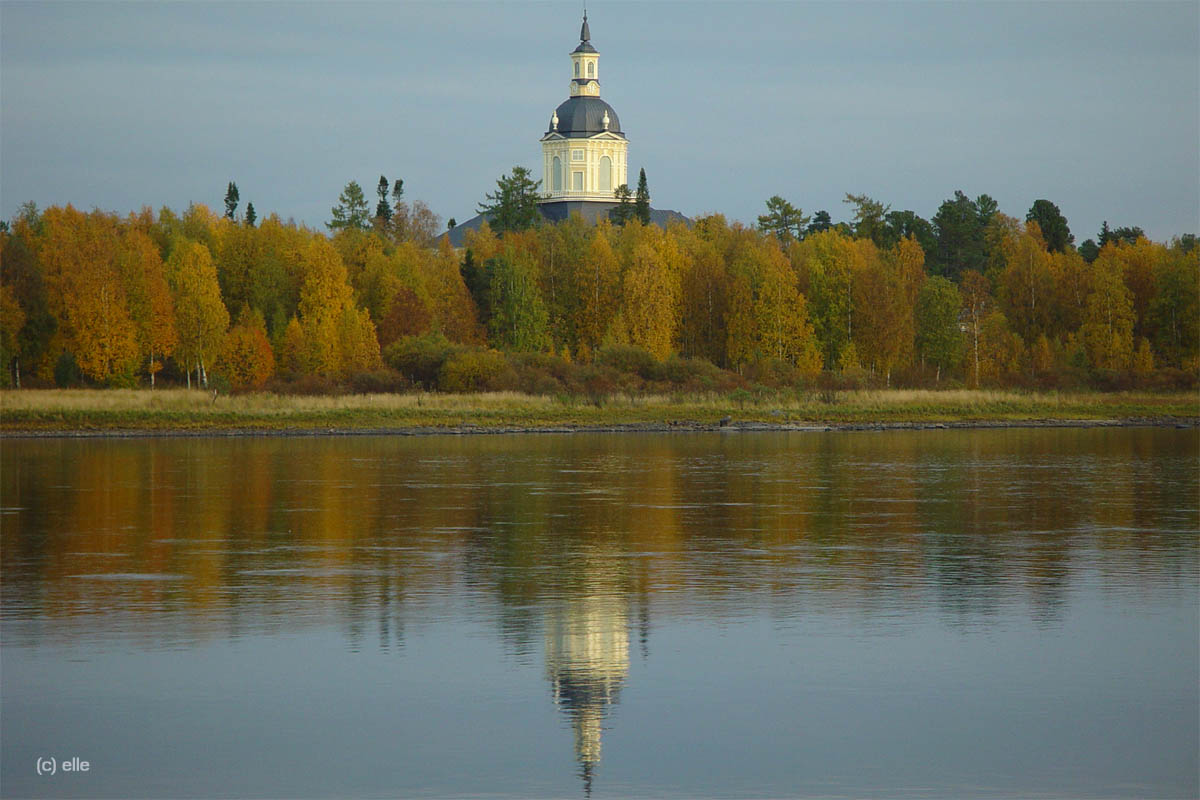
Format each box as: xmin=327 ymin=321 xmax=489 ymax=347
xmin=538 ymin=13 xmax=630 ymax=218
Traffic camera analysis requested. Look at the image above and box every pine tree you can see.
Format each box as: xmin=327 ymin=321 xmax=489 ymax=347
xmin=328 ymin=181 xmax=371 ymax=231
xmin=224 ymin=182 xmax=239 ymax=220
xmin=244 ymin=202 xmax=256 ymax=227
xmin=477 ymin=166 xmax=542 ymax=233
xmin=610 ymin=184 xmax=635 ymax=225
xmin=634 ymin=168 xmax=650 ymax=225
xmin=375 ymin=175 xmax=393 ymax=224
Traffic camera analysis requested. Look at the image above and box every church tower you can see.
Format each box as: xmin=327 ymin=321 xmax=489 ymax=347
xmin=539 ymin=13 xmax=629 ymax=222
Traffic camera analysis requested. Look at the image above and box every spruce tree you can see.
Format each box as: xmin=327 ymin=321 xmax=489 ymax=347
xmin=477 ymin=166 xmax=542 ymax=233
xmin=224 ymin=182 xmax=239 ymax=220
xmin=610 ymin=184 xmax=635 ymax=225
xmin=244 ymin=202 xmax=257 ymax=227
xmin=375 ymin=175 xmax=393 ymax=223
xmin=634 ymin=168 xmax=650 ymax=224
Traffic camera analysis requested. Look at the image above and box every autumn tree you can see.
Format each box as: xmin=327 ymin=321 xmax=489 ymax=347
xmin=38 ymin=207 xmax=140 ymax=384
xmin=1080 ymin=251 xmax=1135 ymax=370
xmin=170 ymin=240 xmax=229 ymax=387
xmin=0 ymin=284 xmax=25 ymax=387
xmin=914 ymin=276 xmax=963 ymax=381
xmin=997 ymin=221 xmax=1054 ymax=344
xmin=572 ymin=226 xmax=621 ymax=359
xmin=1147 ymin=245 xmax=1199 ymax=367
xmin=725 ymin=240 xmax=820 ymax=374
xmin=852 ymin=237 xmax=924 ymax=384
xmin=790 ymin=228 xmax=862 ymax=368
xmin=486 ymin=247 xmax=549 ymax=351
xmin=219 ymin=307 xmax=275 ymax=389
xmin=297 ymin=236 xmax=381 ymax=377
xmin=117 ymin=227 xmax=176 ymax=386
xmin=976 ymin=311 xmax=1024 ymax=382
xmin=960 ymin=270 xmax=992 ymax=387
xmin=620 ymin=226 xmax=679 ymax=361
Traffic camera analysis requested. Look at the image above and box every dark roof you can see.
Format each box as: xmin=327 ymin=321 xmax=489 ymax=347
xmin=573 ymin=13 xmax=597 ymax=53
xmin=448 ymin=206 xmax=693 ymax=246
xmin=549 ymin=96 xmax=622 ymax=138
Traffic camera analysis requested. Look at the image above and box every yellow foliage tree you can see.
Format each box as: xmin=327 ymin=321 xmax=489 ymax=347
xmin=620 ymin=239 xmax=678 ymax=361
xmin=1081 ymin=252 xmax=1135 ymax=370
xmin=170 ymin=241 xmax=230 ymax=388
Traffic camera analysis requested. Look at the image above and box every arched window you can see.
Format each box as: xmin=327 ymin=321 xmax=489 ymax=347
xmin=574 ymin=62 xmax=580 ymax=77
xmin=599 ymin=156 xmax=612 ymax=192
xmin=552 ymin=157 xmax=562 ymax=192
xmin=587 ymin=62 xmax=595 ymax=78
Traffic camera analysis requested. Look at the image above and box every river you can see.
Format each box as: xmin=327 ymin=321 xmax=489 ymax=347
xmin=2 ymin=427 xmax=1197 ymax=798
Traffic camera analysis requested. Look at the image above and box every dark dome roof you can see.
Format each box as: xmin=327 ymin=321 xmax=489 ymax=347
xmin=549 ymin=96 xmax=623 ymax=138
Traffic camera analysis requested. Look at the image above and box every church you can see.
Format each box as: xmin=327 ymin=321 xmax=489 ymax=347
xmin=449 ymin=14 xmax=685 ymax=245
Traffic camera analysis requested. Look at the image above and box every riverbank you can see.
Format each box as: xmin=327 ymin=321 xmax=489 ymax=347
xmin=2 ymin=388 xmax=1196 ymax=436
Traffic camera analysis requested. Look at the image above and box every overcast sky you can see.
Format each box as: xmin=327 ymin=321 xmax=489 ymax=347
xmin=2 ymin=1 xmax=1197 ymax=243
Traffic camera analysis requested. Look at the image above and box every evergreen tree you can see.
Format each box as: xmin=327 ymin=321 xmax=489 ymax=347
xmin=806 ymin=210 xmax=833 ymax=236
xmin=244 ymin=202 xmax=256 ymax=227
xmin=1026 ymin=199 xmax=1073 ymax=253
xmin=375 ymin=175 xmax=393 ymax=224
xmin=477 ymin=166 xmax=542 ymax=233
xmin=610 ymin=184 xmax=635 ymax=225
xmin=634 ymin=168 xmax=650 ymax=224
xmin=328 ymin=180 xmax=371 ymax=231
xmin=224 ymin=182 xmax=239 ymax=220
xmin=756 ymin=196 xmax=809 ymax=244
xmin=391 ymin=179 xmax=404 ymax=206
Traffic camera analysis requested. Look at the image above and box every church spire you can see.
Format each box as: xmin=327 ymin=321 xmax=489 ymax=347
xmin=580 ymin=12 xmax=590 ymax=43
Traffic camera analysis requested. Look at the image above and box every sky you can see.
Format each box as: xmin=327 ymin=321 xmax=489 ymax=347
xmin=2 ymin=1 xmax=1197 ymax=243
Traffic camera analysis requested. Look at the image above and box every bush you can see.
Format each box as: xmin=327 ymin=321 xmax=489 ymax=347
xmin=597 ymin=345 xmax=657 ymax=380
xmin=383 ymin=333 xmax=460 ymax=389
xmin=347 ymin=368 xmax=409 ymax=394
xmin=438 ymin=349 xmax=513 ymax=393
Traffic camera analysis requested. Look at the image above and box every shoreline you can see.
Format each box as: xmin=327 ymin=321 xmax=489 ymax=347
xmin=4 ymin=416 xmax=1196 ymax=439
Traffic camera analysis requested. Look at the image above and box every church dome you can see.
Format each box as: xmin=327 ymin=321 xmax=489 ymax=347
xmin=549 ymin=96 xmax=623 ymax=138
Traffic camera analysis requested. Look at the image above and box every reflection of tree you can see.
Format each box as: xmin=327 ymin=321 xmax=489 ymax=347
xmin=2 ymin=429 xmax=1196 ymax=652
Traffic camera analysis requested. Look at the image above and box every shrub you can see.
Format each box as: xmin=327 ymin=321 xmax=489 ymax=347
xmin=438 ymin=349 xmax=513 ymax=393
xmin=598 ymin=345 xmax=657 ymax=379
xmin=383 ymin=332 xmax=460 ymax=389
xmin=347 ymin=368 xmax=409 ymax=394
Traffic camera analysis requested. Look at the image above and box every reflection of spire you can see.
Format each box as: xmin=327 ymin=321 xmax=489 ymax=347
xmin=544 ymin=590 xmax=629 ymax=795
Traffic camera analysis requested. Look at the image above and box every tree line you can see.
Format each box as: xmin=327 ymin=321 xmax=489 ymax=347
xmin=0 ymin=180 xmax=1196 ymax=393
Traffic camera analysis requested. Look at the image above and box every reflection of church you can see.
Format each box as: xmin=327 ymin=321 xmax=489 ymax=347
xmin=543 ymin=568 xmax=632 ymax=795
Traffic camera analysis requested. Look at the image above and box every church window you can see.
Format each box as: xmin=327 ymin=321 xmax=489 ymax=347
xmin=552 ymin=157 xmax=562 ymax=191
xmin=572 ymin=149 xmax=584 ymax=161
xmin=572 ymin=171 xmax=583 ymax=191
xmin=574 ymin=62 xmax=580 ymax=77
xmin=599 ymin=156 xmax=612 ymax=192
xmin=587 ymin=62 xmax=594 ymax=78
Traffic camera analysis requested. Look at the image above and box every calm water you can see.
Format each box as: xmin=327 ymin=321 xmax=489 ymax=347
xmin=1 ymin=428 xmax=1197 ymax=799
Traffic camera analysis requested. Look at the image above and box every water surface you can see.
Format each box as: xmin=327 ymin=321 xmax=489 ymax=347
xmin=2 ymin=428 xmax=1197 ymax=798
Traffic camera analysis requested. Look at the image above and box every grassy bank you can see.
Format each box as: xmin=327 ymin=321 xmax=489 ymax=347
xmin=2 ymin=388 xmax=1196 ymax=434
